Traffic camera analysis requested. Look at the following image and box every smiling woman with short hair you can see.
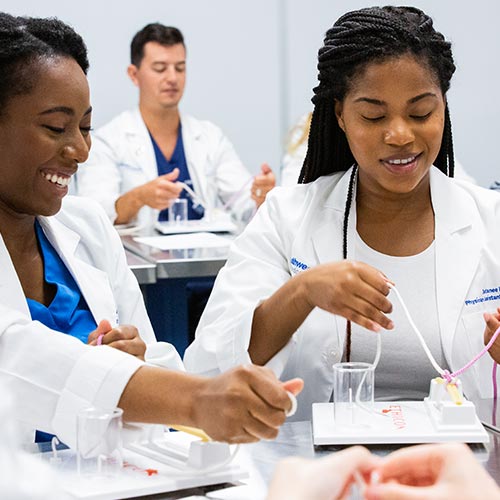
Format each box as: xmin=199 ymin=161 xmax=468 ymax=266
xmin=0 ymin=12 xmax=301 ymax=448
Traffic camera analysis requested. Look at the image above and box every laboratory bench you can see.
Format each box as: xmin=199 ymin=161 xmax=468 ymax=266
xmin=126 ymin=249 xmax=157 ymax=285
xmin=122 ymin=231 xmax=231 ymax=280
xmin=122 ymin=227 xmax=232 ymax=355
xmin=117 ymin=419 xmax=500 ymax=499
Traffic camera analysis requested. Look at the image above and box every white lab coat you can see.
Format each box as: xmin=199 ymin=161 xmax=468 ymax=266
xmin=184 ymin=167 xmax=500 ymax=420
xmin=77 ymin=108 xmax=255 ymax=227
xmin=0 ymin=196 xmax=183 ymax=447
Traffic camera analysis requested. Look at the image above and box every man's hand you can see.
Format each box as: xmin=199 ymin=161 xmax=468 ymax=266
xmin=139 ymin=168 xmax=183 ymax=210
xmin=114 ymin=168 xmax=183 ymax=224
xmin=251 ymin=163 xmax=276 ymax=207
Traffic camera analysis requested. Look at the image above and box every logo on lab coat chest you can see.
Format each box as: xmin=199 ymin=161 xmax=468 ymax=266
xmin=290 ymin=257 xmax=309 ymax=275
xmin=464 ymin=286 xmax=500 ymax=306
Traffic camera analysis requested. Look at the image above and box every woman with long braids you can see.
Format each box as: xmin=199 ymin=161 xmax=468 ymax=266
xmin=185 ymin=6 xmax=500 ymax=419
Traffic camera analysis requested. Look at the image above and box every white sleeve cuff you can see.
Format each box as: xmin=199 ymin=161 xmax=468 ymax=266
xmin=145 ymin=342 xmax=185 ymax=371
xmin=52 ymin=346 xmax=143 ymax=448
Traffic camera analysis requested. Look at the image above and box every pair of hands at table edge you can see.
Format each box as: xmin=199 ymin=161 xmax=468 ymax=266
xmin=268 ymin=442 xmax=500 ymax=500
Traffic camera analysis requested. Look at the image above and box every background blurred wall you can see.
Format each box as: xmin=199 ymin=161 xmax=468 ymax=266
xmin=2 ymin=0 xmax=499 ymax=186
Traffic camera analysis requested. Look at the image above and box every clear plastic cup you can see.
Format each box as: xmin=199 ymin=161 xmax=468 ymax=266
xmin=76 ymin=407 xmax=123 ymax=478
xmin=333 ymin=362 xmax=374 ymax=428
xmin=168 ymin=198 xmax=188 ymax=224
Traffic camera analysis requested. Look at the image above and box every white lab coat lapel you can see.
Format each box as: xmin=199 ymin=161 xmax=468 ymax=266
xmin=181 ymin=114 xmax=211 ymax=208
xmin=431 ymin=168 xmax=482 ymax=364
xmin=37 ymin=217 xmax=119 ymax=326
xmin=310 ymin=168 xmax=357 ymax=353
xmin=128 ymin=108 xmax=158 ymax=182
xmin=0 ymin=234 xmax=30 ymax=316
xmin=310 ymin=168 xmax=357 ymax=263
xmin=308 ymin=167 xmax=483 ymax=365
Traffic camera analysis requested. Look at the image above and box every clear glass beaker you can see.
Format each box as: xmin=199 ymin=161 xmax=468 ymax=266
xmin=76 ymin=407 xmax=123 ymax=478
xmin=168 ymin=198 xmax=188 ymax=224
xmin=333 ymin=362 xmax=374 ymax=428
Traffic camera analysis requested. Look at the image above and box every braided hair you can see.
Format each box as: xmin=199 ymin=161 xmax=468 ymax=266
xmin=299 ymin=6 xmax=456 ymax=361
xmin=300 ymin=6 xmax=456 ymax=183
xmin=0 ymin=13 xmax=88 ymax=114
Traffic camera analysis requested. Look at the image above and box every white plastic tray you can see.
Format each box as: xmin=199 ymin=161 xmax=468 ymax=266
xmin=312 ymin=401 xmax=490 ymax=445
xmin=38 ymin=433 xmax=246 ymax=500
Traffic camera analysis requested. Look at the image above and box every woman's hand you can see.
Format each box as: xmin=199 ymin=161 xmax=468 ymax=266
xmin=88 ymin=319 xmax=147 ymax=361
xmin=483 ymin=307 xmax=500 ymax=363
xmin=191 ymin=365 xmax=303 ymax=444
xmin=267 ymin=446 xmax=379 ymax=500
xmin=365 ymin=443 xmax=500 ymax=500
xmin=301 ymin=260 xmax=394 ymax=332
xmin=250 ymin=259 xmax=394 ymax=365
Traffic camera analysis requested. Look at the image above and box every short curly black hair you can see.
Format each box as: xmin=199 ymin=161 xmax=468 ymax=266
xmin=0 ymin=13 xmax=89 ymax=112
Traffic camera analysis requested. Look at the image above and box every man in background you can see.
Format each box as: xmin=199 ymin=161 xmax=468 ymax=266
xmin=77 ymin=23 xmax=275 ymax=228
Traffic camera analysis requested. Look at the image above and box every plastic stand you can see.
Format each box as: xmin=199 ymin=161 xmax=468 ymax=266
xmin=37 ymin=429 xmax=246 ymax=500
xmin=313 ymin=379 xmax=489 ymax=445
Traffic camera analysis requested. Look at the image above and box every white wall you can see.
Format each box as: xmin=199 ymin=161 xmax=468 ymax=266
xmin=2 ymin=1 xmax=499 ymax=185
xmin=2 ymin=0 xmax=282 ymax=175
xmin=285 ymin=0 xmax=500 ymax=187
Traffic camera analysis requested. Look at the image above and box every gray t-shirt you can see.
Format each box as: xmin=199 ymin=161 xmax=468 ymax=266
xmin=351 ymin=232 xmax=449 ymax=401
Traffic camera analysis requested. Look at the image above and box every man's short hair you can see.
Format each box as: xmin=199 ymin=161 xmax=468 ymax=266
xmin=130 ymin=23 xmax=184 ymax=66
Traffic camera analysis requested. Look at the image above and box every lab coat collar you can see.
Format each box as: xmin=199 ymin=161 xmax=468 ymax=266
xmin=310 ymin=166 xmax=482 ymax=363
xmin=128 ymin=107 xmax=200 ymax=142
xmin=180 ymin=113 xmax=210 ymax=207
xmin=0 ymin=233 xmax=30 ymax=315
xmin=311 ymin=167 xmax=357 ymax=264
xmin=324 ymin=167 xmax=357 ymax=212
xmin=180 ymin=113 xmax=205 ymax=168
xmin=431 ymin=168 xmax=482 ymax=364
xmin=430 ymin=167 xmax=475 ymax=233
xmin=310 ymin=168 xmax=357 ymax=348
xmin=122 ymin=107 xmax=158 ymax=182
xmin=311 ymin=166 xmax=478 ymax=262
xmin=129 ymin=108 xmax=207 ymax=189
xmin=180 ymin=113 xmax=203 ymax=141
xmin=37 ymin=216 xmax=118 ymax=326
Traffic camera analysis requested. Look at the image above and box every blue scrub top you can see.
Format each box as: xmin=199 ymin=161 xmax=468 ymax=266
xmin=27 ymin=220 xmax=97 ymax=442
xmin=150 ymin=124 xmax=204 ymax=221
